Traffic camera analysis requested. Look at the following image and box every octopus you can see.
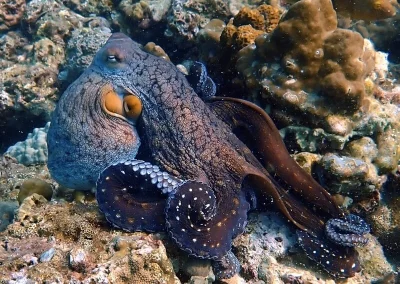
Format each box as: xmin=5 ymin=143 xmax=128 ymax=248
xmin=47 ymin=33 xmax=370 ymax=280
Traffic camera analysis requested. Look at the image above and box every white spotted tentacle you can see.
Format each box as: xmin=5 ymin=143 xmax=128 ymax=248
xmin=121 ymin=159 xmax=182 ymax=194
xmin=165 ymin=181 xmax=227 ymax=259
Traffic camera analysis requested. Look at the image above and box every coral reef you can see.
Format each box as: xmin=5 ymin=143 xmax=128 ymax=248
xmin=0 ymin=195 xmax=180 ymax=283
xmin=61 ymin=0 xmax=114 ymax=17
xmin=356 ymin=234 xmax=394 ymax=280
xmin=165 ymin=0 xmax=231 ymax=47
xmin=332 ymin=0 xmax=397 ymax=21
xmin=0 ymin=29 xmax=56 ymax=151
xmin=61 ymin=23 xmax=111 ymax=84
xmin=0 ymin=161 xmax=394 ymax=283
xmin=0 ymin=31 xmax=30 ymax=69
xmin=27 ymin=0 xmax=85 ymax=43
xmin=241 ymin=0 xmax=374 ymax=114
xmin=0 ymin=154 xmax=54 ymax=203
xmin=0 ymin=0 xmax=399 ymax=281
xmin=232 ymin=211 xmax=391 ymax=283
xmin=0 ymin=0 xmax=116 ymax=151
xmin=226 ymin=0 xmax=400 ymax=199
xmin=233 ymin=212 xmax=296 ymax=279
xmin=316 ymin=153 xmax=385 ymax=196
xmin=118 ymin=0 xmax=172 ymax=29
xmin=354 ymin=13 xmax=400 ymax=63
xmin=0 ymin=0 xmax=26 ymax=32
xmin=0 ymin=155 xmax=21 ymax=180
xmin=6 ymin=123 xmax=49 ymax=166
xmin=365 ymin=172 xmax=400 ymax=262
xmin=197 ymin=19 xmax=226 ymax=63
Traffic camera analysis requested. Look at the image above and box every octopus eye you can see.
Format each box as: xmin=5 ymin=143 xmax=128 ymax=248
xmin=104 ymin=47 xmax=124 ymax=64
xmin=123 ymin=95 xmax=142 ymax=121
xmin=107 ymin=55 xmax=117 ymax=62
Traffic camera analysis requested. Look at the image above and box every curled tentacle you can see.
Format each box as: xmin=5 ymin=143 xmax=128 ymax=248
xmin=186 ymin=61 xmax=216 ymax=98
xmin=96 ymin=159 xmax=181 ymax=232
xmin=297 ymin=230 xmax=361 ymax=278
xmin=325 ymin=214 xmax=370 ymax=247
xmin=211 ymin=251 xmax=240 ymax=280
xmin=165 ymin=181 xmax=249 ymax=259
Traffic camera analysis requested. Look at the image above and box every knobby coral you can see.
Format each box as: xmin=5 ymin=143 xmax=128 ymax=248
xmin=235 ymin=0 xmax=376 ymax=137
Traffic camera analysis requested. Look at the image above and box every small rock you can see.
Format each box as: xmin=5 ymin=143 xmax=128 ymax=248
xmin=40 ymin=247 xmax=55 ymax=262
xmin=69 ymin=248 xmax=89 ymax=272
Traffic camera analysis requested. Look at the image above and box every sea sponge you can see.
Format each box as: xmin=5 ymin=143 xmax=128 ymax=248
xmin=233 ymin=6 xmax=265 ymax=30
xmin=257 ymin=4 xmax=281 ymax=33
xmin=233 ymin=25 xmax=265 ymax=50
xmin=233 ymin=4 xmax=281 ymax=32
xmin=16 ymin=193 xmax=48 ymax=223
xmin=220 ymin=4 xmax=281 ymax=52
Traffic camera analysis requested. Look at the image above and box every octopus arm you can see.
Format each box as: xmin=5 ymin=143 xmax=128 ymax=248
xmin=165 ymin=181 xmax=250 ymax=260
xmin=297 ymin=230 xmax=361 ymax=278
xmin=207 ymin=97 xmax=343 ymax=219
xmin=96 ymin=160 xmax=170 ymax=232
xmin=244 ymin=173 xmax=325 ymax=237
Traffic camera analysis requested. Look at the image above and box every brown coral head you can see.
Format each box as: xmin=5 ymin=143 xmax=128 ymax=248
xmin=320 ymin=72 xmax=365 ymax=113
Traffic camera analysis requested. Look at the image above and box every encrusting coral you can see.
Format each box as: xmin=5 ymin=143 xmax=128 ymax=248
xmin=332 ymin=0 xmax=397 ymax=21
xmin=0 ymin=0 xmax=26 ymax=32
xmin=220 ymin=4 xmax=281 ymax=52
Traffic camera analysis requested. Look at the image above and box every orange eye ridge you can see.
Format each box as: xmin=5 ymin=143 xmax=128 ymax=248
xmin=123 ymin=95 xmax=142 ymax=121
xmin=101 ymin=84 xmax=142 ymax=124
xmin=102 ymin=85 xmax=124 ymax=117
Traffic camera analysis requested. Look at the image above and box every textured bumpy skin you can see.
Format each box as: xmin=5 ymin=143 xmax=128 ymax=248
xmin=81 ymin=33 xmax=369 ymax=279
xmin=47 ymin=64 xmax=141 ymax=190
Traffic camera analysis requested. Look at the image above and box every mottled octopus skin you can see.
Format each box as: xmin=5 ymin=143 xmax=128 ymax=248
xmin=47 ymin=67 xmax=140 ymax=190
xmin=87 ymin=33 xmax=367 ymax=279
